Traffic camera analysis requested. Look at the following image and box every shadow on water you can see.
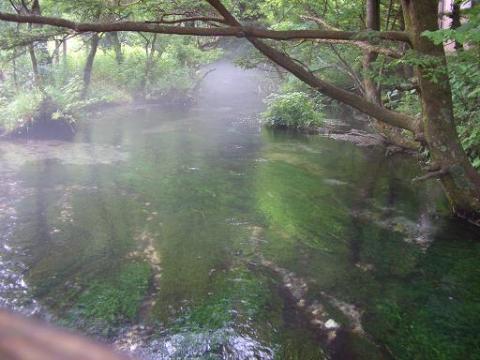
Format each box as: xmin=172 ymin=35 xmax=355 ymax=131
xmin=0 ymin=61 xmax=479 ymax=359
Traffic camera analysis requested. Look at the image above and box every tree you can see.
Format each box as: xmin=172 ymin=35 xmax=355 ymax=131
xmin=0 ymin=0 xmax=479 ymax=224
xmin=81 ymin=33 xmax=100 ymax=98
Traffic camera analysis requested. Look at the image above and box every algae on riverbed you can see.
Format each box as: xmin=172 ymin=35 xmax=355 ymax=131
xmin=254 ymin=129 xmax=480 ymax=359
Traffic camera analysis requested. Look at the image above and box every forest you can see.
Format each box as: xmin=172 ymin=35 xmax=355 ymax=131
xmin=0 ymin=0 xmax=479 ymax=359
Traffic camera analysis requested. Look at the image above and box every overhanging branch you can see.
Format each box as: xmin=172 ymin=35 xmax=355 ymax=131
xmin=0 ymin=12 xmax=411 ymax=43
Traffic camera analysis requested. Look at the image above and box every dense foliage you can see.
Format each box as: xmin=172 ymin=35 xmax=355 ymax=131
xmin=262 ymin=92 xmax=324 ymax=129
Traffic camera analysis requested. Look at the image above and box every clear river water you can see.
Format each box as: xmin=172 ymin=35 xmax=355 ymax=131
xmin=0 ymin=62 xmax=479 ymax=359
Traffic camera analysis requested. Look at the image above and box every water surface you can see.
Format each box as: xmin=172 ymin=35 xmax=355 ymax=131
xmin=0 ymin=63 xmax=479 ymax=360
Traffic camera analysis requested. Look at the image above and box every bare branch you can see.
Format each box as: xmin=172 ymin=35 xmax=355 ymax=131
xmin=145 ymin=16 xmax=227 ymax=25
xmin=301 ymin=15 xmax=341 ymax=31
xmin=328 ymin=44 xmax=365 ymax=95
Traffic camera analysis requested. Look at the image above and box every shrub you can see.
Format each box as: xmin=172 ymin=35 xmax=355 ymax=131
xmin=261 ymin=91 xmax=324 ymax=129
xmin=0 ymin=90 xmax=43 ymax=131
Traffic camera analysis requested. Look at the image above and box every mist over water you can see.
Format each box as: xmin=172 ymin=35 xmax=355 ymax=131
xmin=0 ymin=61 xmax=479 ymax=359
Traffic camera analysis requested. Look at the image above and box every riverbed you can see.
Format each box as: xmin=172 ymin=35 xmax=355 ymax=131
xmin=0 ymin=62 xmax=479 ymax=359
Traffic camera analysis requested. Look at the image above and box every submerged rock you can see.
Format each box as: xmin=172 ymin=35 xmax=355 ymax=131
xmin=353 ymin=208 xmax=435 ymax=250
xmin=248 ymin=226 xmax=366 ymax=344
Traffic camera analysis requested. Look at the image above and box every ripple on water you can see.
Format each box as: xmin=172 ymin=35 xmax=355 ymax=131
xmin=0 ymin=174 xmax=40 ymax=315
xmin=116 ymin=327 xmax=274 ymax=360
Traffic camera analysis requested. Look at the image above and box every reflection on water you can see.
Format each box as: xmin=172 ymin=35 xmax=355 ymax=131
xmin=0 ymin=62 xmax=479 ymax=359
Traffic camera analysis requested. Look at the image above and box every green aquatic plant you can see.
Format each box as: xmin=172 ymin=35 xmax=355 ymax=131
xmin=76 ymin=261 xmax=151 ymax=323
xmin=175 ymin=269 xmax=271 ymax=331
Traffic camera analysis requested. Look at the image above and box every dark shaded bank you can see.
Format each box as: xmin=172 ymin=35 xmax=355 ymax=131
xmin=1 ymin=97 xmax=76 ymax=141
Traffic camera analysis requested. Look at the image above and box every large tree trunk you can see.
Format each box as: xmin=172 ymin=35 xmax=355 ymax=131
xmin=401 ymin=0 xmax=480 ymax=223
xmin=364 ymin=0 xmax=417 ymax=150
xmin=81 ymin=33 xmax=100 ymax=99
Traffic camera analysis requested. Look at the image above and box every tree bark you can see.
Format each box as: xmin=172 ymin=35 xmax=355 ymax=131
xmin=109 ymin=32 xmax=124 ymax=64
xmin=401 ymin=0 xmax=480 ymax=223
xmin=28 ymin=44 xmax=42 ymax=88
xmin=53 ymin=39 xmax=60 ymax=64
xmin=81 ymin=33 xmax=100 ymax=99
xmin=142 ymin=35 xmax=157 ymax=99
xmin=363 ymin=0 xmax=381 ymax=106
xmin=62 ymin=38 xmax=67 ymax=68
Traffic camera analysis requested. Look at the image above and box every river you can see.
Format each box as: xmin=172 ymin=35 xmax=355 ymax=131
xmin=0 ymin=62 xmax=479 ymax=359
